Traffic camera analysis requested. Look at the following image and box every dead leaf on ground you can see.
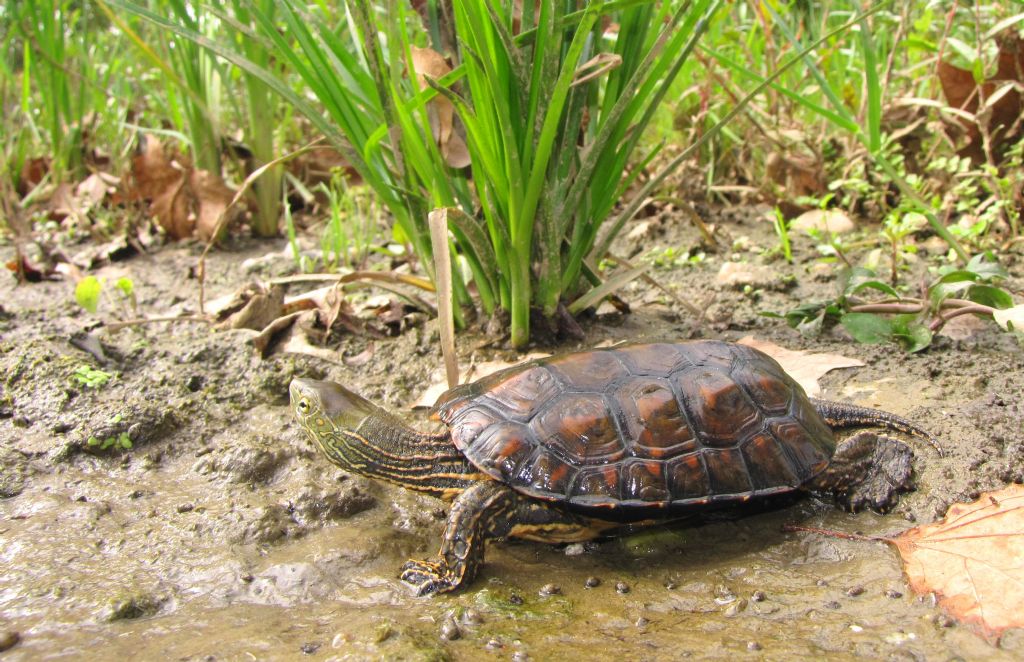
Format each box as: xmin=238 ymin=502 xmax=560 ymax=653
xmin=410 ymin=353 xmax=551 ymax=409
xmin=123 ymin=136 xmax=241 ymax=240
xmin=190 ymin=169 xmax=241 ymax=242
xmin=938 ymin=34 xmax=1024 ymax=160
xmin=213 ymin=283 xmax=285 ymax=331
xmin=17 ymin=157 xmax=50 ymax=197
xmin=765 ymin=150 xmax=826 ymax=200
xmin=737 ymin=336 xmax=864 ymax=397
xmin=890 ymin=484 xmax=1024 ymax=643
xmin=288 ymin=146 xmax=360 ymax=194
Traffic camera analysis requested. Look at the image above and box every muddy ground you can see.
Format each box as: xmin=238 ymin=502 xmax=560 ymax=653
xmin=1 ymin=207 xmax=1022 ymax=661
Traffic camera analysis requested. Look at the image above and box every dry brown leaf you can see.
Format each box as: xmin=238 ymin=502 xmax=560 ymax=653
xmin=891 ymin=484 xmax=1024 ymax=642
xmin=189 ymin=169 xmax=240 ymax=242
xmin=410 ymin=353 xmax=550 ymax=409
xmin=214 ymin=283 xmax=284 ymax=331
xmin=737 ymin=336 xmax=864 ymax=397
xmin=149 ymin=173 xmax=191 ymax=239
xmin=17 ymin=157 xmax=50 ymax=197
xmin=124 ymin=136 xmax=185 ymax=202
xmin=938 ymin=34 xmax=1024 ymax=160
xmin=410 ymin=46 xmax=470 ymax=168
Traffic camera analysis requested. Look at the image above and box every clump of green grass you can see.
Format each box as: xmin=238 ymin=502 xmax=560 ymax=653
xmin=111 ymin=0 xmax=722 ymax=347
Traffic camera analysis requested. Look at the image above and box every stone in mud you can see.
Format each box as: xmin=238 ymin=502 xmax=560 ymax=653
xmin=0 ymin=630 xmax=20 ymax=652
xmin=0 ymin=447 xmax=33 ymax=497
xmin=103 ymin=592 xmax=165 ymax=621
xmin=715 ymin=261 xmax=789 ymax=291
xmin=289 ymin=485 xmax=376 ymax=526
xmin=790 ymin=209 xmax=855 ymax=234
xmin=193 ymin=440 xmax=294 ymax=485
xmin=238 ymin=504 xmax=294 ymax=544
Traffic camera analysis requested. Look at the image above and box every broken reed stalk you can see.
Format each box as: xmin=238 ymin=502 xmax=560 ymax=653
xmin=428 ymin=209 xmax=459 ymax=389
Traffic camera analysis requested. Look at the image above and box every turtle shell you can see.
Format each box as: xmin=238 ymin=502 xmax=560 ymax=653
xmin=432 ymin=341 xmax=836 ymax=514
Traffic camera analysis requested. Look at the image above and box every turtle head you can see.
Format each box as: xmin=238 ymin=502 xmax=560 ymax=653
xmin=289 ymin=378 xmax=380 ymax=438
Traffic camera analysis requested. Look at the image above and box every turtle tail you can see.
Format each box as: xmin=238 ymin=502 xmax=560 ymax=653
xmin=811 ymin=398 xmax=944 ymax=457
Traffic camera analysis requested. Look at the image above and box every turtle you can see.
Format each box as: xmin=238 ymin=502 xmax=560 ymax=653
xmin=289 ymin=340 xmax=939 ymax=596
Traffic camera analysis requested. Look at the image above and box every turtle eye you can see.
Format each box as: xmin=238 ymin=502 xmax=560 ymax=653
xmin=297 ymin=399 xmax=310 ymax=414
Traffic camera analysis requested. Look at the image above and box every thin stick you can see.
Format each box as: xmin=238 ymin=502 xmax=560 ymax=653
xmin=104 ymin=315 xmax=211 ymax=331
xmin=197 ymin=138 xmax=326 ymax=314
xmin=781 ymin=524 xmax=884 ymax=542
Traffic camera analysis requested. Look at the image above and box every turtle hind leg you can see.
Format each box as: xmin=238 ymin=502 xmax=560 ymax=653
xmin=808 ymin=431 xmax=913 ymax=513
xmin=400 ymin=480 xmax=514 ymax=596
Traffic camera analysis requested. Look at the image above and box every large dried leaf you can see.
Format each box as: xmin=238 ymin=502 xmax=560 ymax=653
xmin=122 ymin=136 xmax=240 ymax=240
xmin=410 ymin=46 xmax=470 ymax=168
xmin=938 ymin=34 xmax=1024 ymax=159
xmin=891 ymin=484 xmax=1024 ymax=642
xmin=189 ymin=169 xmax=240 ymax=242
xmin=737 ymin=336 xmax=864 ymax=397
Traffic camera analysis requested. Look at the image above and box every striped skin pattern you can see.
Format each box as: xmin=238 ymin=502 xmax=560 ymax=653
xmin=433 ymin=341 xmax=839 ymax=513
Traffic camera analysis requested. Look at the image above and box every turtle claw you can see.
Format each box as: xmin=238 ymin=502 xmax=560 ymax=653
xmin=400 ymin=559 xmax=458 ymax=596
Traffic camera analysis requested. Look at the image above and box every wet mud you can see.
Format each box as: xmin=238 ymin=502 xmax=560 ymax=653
xmin=1 ymin=213 xmax=1022 ymax=660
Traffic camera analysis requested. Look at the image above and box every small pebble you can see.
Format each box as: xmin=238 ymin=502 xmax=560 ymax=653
xmin=512 ymin=652 xmax=529 ymax=662
xmin=300 ymin=642 xmax=320 ymax=655
xmin=439 ymin=616 xmax=461 ymax=641
xmin=663 ymin=579 xmax=678 ymax=590
xmin=724 ymin=599 xmax=747 ymax=618
xmin=508 ymin=594 xmax=524 ymax=606
xmin=936 ymin=615 xmax=955 ymax=628
xmin=846 ymin=586 xmax=865 ymax=597
xmin=816 ymin=579 xmax=828 ymax=587
xmin=373 ymin=623 xmax=393 ymax=643
xmin=885 ymin=589 xmax=903 ymax=599
xmin=0 ymin=631 xmax=20 ymax=652
xmin=584 ymin=576 xmax=601 ymax=589
xmin=461 ymin=608 xmax=484 ymax=625
xmin=539 ymin=583 xmax=561 ymax=596
xmin=747 ymin=641 xmax=762 ymax=651
xmin=176 ymin=503 xmax=195 ymax=513
xmin=564 ymin=543 xmax=585 ymax=556
xmin=750 ymin=590 xmax=766 ymax=602
xmin=824 ymin=600 xmax=841 ymax=610
xmin=485 ymin=638 xmax=503 ymax=650
xmin=635 ymin=617 xmax=649 ymax=628
xmin=615 ymin=581 xmax=630 ymax=594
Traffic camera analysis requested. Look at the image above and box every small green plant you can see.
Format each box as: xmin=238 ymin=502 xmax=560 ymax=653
xmin=645 ymin=246 xmax=705 ymax=270
xmin=72 ymin=365 xmax=114 ymax=388
xmin=767 ymin=253 xmax=1020 ymax=352
xmin=74 ymin=276 xmax=137 ymax=317
xmin=87 ymin=432 xmax=133 ymax=450
xmin=771 ymin=207 xmax=793 ymax=264
xmin=880 ymin=209 xmax=926 ymax=285
xmin=317 ymin=174 xmax=377 ymax=272
xmin=86 ymin=414 xmax=132 ymax=450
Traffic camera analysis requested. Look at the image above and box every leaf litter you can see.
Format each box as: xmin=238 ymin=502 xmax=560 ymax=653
xmin=892 ymin=484 xmax=1024 ymax=643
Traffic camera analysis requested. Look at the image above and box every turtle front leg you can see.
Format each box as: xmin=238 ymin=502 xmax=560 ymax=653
xmin=808 ymin=431 xmax=913 ymax=513
xmin=400 ymin=480 xmax=520 ymax=596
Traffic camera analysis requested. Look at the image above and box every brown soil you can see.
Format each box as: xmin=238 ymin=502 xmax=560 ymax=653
xmin=1 ymin=208 xmax=1022 ymax=660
